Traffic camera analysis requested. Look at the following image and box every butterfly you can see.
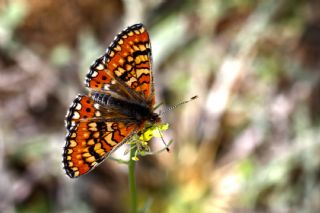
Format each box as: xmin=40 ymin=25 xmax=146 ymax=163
xmin=63 ymin=24 xmax=161 ymax=178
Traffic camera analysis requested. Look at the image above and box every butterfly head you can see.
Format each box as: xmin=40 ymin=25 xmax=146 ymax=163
xmin=149 ymin=112 xmax=161 ymax=124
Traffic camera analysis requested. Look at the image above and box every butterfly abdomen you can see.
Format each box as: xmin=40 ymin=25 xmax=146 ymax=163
xmin=91 ymin=92 xmax=154 ymax=122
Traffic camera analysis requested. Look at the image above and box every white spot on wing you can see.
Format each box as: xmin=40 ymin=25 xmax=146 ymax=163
xmin=94 ymin=103 xmax=100 ymax=109
xmin=75 ymin=103 xmax=82 ymax=110
xmin=91 ymin=71 xmax=98 ymax=77
xmin=72 ymin=111 xmax=80 ymax=119
xmin=103 ymin=84 xmax=110 ymax=90
xmin=96 ymin=64 xmax=104 ymax=70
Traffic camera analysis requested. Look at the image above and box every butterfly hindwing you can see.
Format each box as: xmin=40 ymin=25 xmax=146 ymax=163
xmin=64 ymin=95 xmax=137 ymax=178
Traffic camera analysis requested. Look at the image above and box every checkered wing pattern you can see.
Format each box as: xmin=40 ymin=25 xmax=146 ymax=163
xmin=64 ymin=95 xmax=138 ymax=177
xmin=85 ymin=24 xmax=154 ymax=105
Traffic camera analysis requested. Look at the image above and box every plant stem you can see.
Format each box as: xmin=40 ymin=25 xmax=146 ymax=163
xmin=128 ymin=144 xmax=138 ymax=213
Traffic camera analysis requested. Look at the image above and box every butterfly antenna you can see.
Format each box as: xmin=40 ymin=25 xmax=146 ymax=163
xmin=157 ymin=127 xmax=170 ymax=152
xmin=157 ymin=95 xmax=198 ymax=151
xmin=160 ymin=95 xmax=198 ymax=115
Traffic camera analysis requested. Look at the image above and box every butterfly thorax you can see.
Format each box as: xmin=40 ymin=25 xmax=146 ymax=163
xmin=91 ymin=92 xmax=160 ymax=124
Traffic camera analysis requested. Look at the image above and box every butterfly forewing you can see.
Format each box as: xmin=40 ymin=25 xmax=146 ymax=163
xmin=85 ymin=24 xmax=154 ymax=104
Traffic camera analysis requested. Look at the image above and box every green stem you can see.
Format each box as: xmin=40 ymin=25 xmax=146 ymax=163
xmin=129 ymin=144 xmax=138 ymax=213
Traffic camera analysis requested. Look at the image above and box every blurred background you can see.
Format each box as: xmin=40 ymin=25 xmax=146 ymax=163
xmin=1 ymin=0 xmax=320 ymax=212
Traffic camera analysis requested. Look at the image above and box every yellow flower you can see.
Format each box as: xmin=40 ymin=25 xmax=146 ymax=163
xmin=132 ymin=156 xmax=139 ymax=161
xmin=139 ymin=123 xmax=169 ymax=142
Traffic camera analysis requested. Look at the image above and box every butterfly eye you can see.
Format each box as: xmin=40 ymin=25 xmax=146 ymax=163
xmin=150 ymin=113 xmax=160 ymax=123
